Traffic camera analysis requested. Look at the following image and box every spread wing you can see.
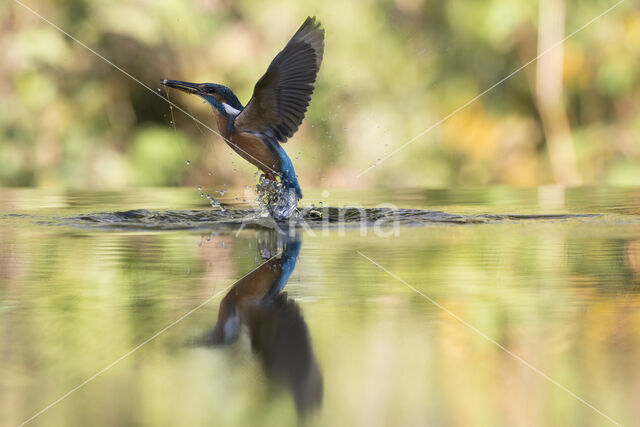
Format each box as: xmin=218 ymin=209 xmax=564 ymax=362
xmin=235 ymin=17 xmax=324 ymax=142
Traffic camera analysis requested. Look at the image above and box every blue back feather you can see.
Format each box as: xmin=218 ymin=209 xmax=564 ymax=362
xmin=271 ymin=141 xmax=302 ymax=198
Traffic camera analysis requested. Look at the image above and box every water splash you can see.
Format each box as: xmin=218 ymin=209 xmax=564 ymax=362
xmin=255 ymin=174 xmax=298 ymax=221
xmin=205 ymin=193 xmax=226 ymax=213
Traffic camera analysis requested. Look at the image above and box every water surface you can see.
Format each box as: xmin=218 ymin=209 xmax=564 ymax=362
xmin=1 ymin=187 xmax=640 ymax=426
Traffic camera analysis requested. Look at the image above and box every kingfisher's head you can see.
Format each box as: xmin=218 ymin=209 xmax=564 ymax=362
xmin=161 ymin=80 xmax=243 ymax=113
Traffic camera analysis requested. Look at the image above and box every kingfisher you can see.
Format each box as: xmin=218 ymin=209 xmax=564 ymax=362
xmin=162 ymin=17 xmax=324 ymax=200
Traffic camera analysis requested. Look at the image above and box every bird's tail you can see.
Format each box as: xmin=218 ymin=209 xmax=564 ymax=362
xmin=282 ymin=170 xmax=302 ymax=199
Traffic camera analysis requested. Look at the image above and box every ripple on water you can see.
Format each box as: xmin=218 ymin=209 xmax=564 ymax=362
xmin=54 ymin=208 xmax=606 ymax=232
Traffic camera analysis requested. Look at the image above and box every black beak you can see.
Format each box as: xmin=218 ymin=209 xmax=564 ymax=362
xmin=161 ymin=80 xmax=200 ymax=94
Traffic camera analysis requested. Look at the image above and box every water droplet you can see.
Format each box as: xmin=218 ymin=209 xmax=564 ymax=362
xmin=157 ymin=88 xmax=161 ymax=92
xmin=186 ymin=160 xmax=191 ymax=165
xmin=208 ymin=170 xmax=213 ymax=175
xmin=197 ymin=186 xmax=202 ymax=191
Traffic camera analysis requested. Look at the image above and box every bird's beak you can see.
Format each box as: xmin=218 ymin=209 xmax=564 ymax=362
xmin=161 ymin=79 xmax=200 ymax=94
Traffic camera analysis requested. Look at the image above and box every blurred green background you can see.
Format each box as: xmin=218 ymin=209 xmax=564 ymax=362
xmin=1 ymin=0 xmax=640 ymax=190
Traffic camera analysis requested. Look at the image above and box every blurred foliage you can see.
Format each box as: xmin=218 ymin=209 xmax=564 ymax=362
xmin=1 ymin=0 xmax=640 ymax=190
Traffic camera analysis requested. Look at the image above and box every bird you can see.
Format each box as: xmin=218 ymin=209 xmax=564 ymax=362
xmin=162 ymin=17 xmax=324 ymax=200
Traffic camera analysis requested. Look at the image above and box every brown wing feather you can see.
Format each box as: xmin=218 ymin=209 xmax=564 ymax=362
xmin=235 ymin=17 xmax=324 ymax=142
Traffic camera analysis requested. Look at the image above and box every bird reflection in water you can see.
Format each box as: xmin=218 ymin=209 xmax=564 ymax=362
xmin=200 ymin=231 xmax=323 ymax=418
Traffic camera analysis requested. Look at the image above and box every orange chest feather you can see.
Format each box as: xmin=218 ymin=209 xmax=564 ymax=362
xmin=213 ymin=112 xmax=280 ymax=174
